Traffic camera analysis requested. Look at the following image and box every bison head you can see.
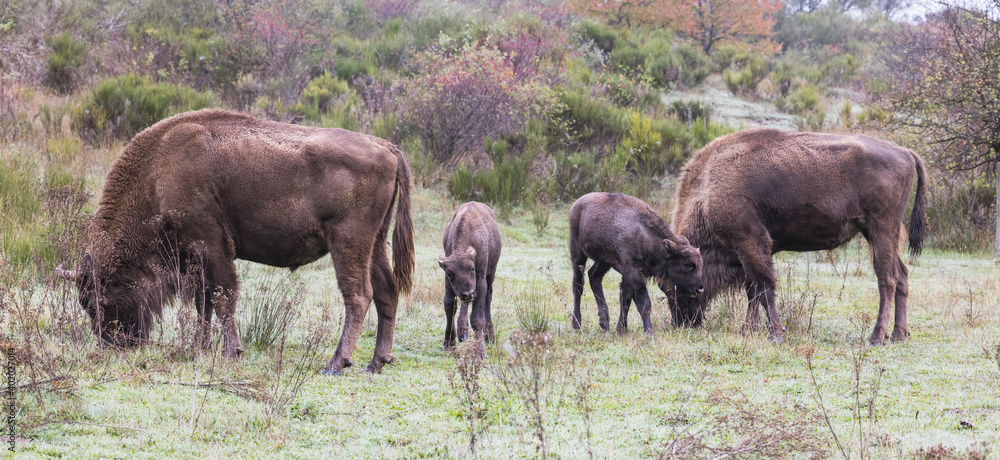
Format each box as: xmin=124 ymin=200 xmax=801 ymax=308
xmin=438 ymin=246 xmax=478 ymax=303
xmin=659 ymin=236 xmax=705 ymax=326
xmin=58 ymin=254 xmax=151 ymax=347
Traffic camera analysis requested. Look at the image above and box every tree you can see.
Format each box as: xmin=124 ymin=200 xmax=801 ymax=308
xmin=566 ymin=0 xmax=668 ymax=28
xmin=673 ymin=0 xmax=783 ymax=54
xmin=881 ymin=1 xmax=1000 ymax=255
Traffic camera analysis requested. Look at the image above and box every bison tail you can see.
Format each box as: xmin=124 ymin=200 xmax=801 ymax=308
xmin=908 ymin=151 xmax=928 ymax=257
xmin=391 ymin=145 xmax=415 ymax=295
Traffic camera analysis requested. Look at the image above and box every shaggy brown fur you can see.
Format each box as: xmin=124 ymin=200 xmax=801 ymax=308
xmin=437 ymin=202 xmax=502 ymax=353
xmin=62 ymin=109 xmax=414 ymax=374
xmin=670 ymin=129 xmax=927 ymax=344
xmin=569 ymin=192 xmax=704 ymax=334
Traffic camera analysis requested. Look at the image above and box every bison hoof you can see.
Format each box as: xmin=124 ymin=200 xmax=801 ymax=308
xmin=768 ymin=334 xmax=785 ymax=344
xmin=223 ymin=347 xmax=244 ymax=359
xmin=321 ymin=368 xmax=344 ymax=376
xmin=458 ymin=334 xmax=467 ymax=342
xmin=599 ymin=322 xmax=610 ymax=332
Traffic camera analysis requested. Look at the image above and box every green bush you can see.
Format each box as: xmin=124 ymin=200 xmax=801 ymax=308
xmin=45 ymin=33 xmax=88 ymax=94
xmin=673 ymin=44 xmax=713 ymax=88
xmin=448 ymin=139 xmax=532 ymax=211
xmin=575 ymin=20 xmax=619 ymax=54
xmin=290 ymin=73 xmax=350 ymax=121
xmin=926 ymin=173 xmax=995 ymax=253
xmin=71 ymin=74 xmax=214 ymax=143
xmin=722 ymin=53 xmax=769 ymax=95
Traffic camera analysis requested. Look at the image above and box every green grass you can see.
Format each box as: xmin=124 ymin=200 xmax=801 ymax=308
xmin=6 ymin=186 xmax=999 ymax=459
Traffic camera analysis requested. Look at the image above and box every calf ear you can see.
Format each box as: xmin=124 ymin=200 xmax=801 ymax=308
xmin=465 ymin=246 xmax=477 ymax=257
xmin=55 ymin=263 xmax=81 ymax=282
xmin=437 ymin=255 xmax=447 ymax=269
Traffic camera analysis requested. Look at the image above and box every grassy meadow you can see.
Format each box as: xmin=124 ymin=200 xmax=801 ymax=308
xmin=4 ymin=182 xmax=999 ymax=459
xmin=2 ymin=0 xmax=1000 ymax=457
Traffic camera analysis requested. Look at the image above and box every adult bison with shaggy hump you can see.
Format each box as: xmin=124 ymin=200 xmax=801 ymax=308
xmin=569 ymin=192 xmax=704 ymax=334
xmin=668 ymin=129 xmax=927 ymax=345
xmin=58 ymin=109 xmax=414 ymax=375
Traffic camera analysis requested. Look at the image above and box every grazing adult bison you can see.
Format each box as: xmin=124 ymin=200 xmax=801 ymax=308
xmin=57 ymin=109 xmax=414 ymax=375
xmin=668 ymin=129 xmax=927 ymax=345
xmin=437 ymin=202 xmax=502 ymax=352
xmin=569 ymin=192 xmax=704 ymax=334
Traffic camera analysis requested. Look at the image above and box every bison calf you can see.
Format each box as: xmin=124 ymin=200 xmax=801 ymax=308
xmin=438 ymin=202 xmax=502 ymax=352
xmin=670 ymin=129 xmax=927 ymax=344
xmin=569 ymin=192 xmax=704 ymax=334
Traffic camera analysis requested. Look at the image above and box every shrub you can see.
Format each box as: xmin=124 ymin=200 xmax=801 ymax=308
xmin=574 ymin=20 xmax=619 ymax=55
xmin=673 ymin=43 xmax=713 ymax=88
xmin=783 ymin=83 xmax=826 ymax=130
xmin=289 ymin=72 xmax=350 ymax=121
xmin=398 ymin=43 xmax=555 ymax=163
xmin=926 ymin=172 xmax=995 ymax=253
xmin=722 ymin=53 xmax=769 ymax=95
xmin=71 ymin=74 xmax=214 ymax=143
xmin=448 ymin=138 xmax=532 ymax=210
xmin=45 ymin=33 xmax=88 ymax=94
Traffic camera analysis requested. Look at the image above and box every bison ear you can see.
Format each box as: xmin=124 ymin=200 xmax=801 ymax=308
xmin=465 ymin=246 xmax=476 ymax=257
xmin=675 ymin=235 xmax=690 ymax=246
xmin=437 ymin=255 xmax=447 ymax=269
xmin=663 ymin=238 xmax=680 ymax=254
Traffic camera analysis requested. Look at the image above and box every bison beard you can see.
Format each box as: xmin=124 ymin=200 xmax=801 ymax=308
xmin=669 ymin=129 xmax=927 ymax=344
xmin=59 ymin=109 xmax=414 ymax=375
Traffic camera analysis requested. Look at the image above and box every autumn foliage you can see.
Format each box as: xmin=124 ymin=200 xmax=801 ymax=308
xmin=568 ymin=0 xmax=782 ymax=55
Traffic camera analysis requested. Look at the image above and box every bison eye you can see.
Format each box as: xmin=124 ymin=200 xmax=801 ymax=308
xmin=684 ymin=263 xmax=695 ymax=272
xmin=447 ymin=272 xmax=454 ymax=280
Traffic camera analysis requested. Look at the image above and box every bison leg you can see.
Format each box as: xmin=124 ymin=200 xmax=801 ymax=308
xmin=322 ymin=245 xmax=375 ymax=376
xmin=737 ymin=246 xmax=783 ymax=342
xmin=616 ymin=270 xmax=642 ymax=335
xmin=588 ymin=263 xmax=613 ymax=331
xmin=891 ymin=255 xmax=910 ymax=343
xmin=633 ymin=284 xmax=654 ymax=334
xmin=443 ymin=283 xmax=458 ymax=351
xmin=571 ymin=254 xmax=588 ymax=330
xmin=469 ymin=277 xmax=489 ymax=359
xmin=203 ymin=258 xmax=242 ymax=359
xmin=484 ymin=272 xmax=496 ymax=343
xmin=189 ymin=254 xmax=213 ymax=351
xmin=867 ymin=233 xmax=900 ymax=346
xmin=457 ymin=300 xmax=470 ymax=343
xmin=367 ymin=248 xmax=398 ymax=373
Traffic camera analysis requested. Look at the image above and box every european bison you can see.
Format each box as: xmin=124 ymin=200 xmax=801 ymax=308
xmin=58 ymin=109 xmax=414 ymax=375
xmin=437 ymin=202 xmax=502 ymax=352
xmin=669 ymin=129 xmax=927 ymax=344
xmin=569 ymin=192 xmax=704 ymax=334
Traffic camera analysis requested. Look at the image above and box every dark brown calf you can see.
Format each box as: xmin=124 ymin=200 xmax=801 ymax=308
xmin=569 ymin=192 xmax=704 ymax=334
xmin=670 ymin=129 xmax=927 ymax=344
xmin=438 ymin=201 xmax=502 ymax=352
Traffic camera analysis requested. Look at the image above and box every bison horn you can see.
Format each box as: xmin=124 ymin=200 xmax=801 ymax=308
xmin=437 ymin=255 xmax=447 ymax=268
xmin=55 ymin=263 xmax=81 ymax=281
xmin=465 ymin=246 xmax=476 ymax=257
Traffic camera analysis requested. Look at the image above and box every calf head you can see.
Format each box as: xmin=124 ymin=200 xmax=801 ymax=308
xmin=58 ymin=254 xmax=151 ymax=347
xmin=659 ymin=236 xmax=705 ymax=326
xmin=438 ymin=246 xmax=478 ymax=303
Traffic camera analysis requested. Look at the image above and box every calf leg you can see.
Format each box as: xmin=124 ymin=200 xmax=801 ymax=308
xmin=443 ymin=284 xmax=458 ymax=350
xmin=634 ymin=284 xmax=654 ymax=334
xmin=457 ymin=300 xmax=470 ymax=343
xmin=571 ymin=251 xmax=588 ymax=330
xmin=367 ymin=248 xmax=398 ymax=373
xmin=891 ymin=256 xmax=910 ymax=343
xmin=588 ymin=262 xmax=613 ymax=331
xmin=484 ymin=272 xmax=496 ymax=343
xmin=469 ymin=277 xmax=489 ymax=358
xmin=616 ymin=268 xmax=642 ymax=335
